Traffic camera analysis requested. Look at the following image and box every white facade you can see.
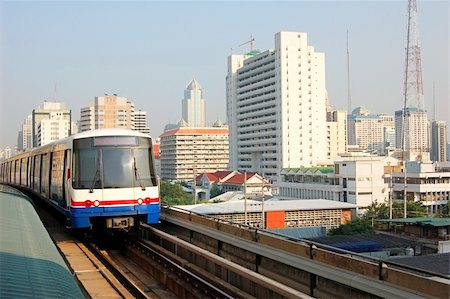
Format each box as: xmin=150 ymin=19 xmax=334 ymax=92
xmin=395 ymin=108 xmax=429 ymax=161
xmin=391 ymin=161 xmax=450 ymax=215
xmin=277 ymin=156 xmax=390 ymax=210
xmin=182 ymin=78 xmax=206 ymax=127
xmin=32 ymin=101 xmax=71 ymax=147
xmin=135 ymin=111 xmax=150 ymax=134
xmin=431 ymin=121 xmax=447 ymax=162
xmin=18 ymin=114 xmax=32 ymax=151
xmin=227 ymin=31 xmax=327 ymax=179
xmin=37 ymin=117 xmax=70 ymax=146
xmin=348 ymin=107 xmax=384 ymax=154
xmin=326 ymin=110 xmax=347 ymax=162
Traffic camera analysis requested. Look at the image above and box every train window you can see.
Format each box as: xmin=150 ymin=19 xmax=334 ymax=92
xmin=50 ymin=151 xmax=65 ymax=205
xmin=72 ymin=148 xmax=101 ymax=189
xmin=133 ymin=148 xmax=156 ymax=187
xmin=102 ymin=148 xmax=133 ymax=188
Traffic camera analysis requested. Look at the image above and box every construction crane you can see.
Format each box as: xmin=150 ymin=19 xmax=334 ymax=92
xmin=238 ymin=35 xmax=255 ymax=52
xmin=230 ymin=35 xmax=256 ymax=54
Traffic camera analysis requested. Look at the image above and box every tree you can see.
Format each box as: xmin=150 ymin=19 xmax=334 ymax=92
xmin=210 ymin=185 xmax=224 ymax=198
xmin=328 ymin=219 xmax=374 ymax=236
xmin=160 ymin=181 xmax=194 ymax=205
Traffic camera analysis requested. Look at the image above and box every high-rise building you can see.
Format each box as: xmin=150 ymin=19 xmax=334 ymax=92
xmin=17 ymin=114 xmax=32 ymax=151
xmin=79 ymin=95 xmax=135 ymax=131
xmin=227 ymin=31 xmax=327 ymax=179
xmin=37 ymin=116 xmax=70 ymax=146
xmin=32 ymin=101 xmax=71 ymax=147
xmin=182 ymin=78 xmax=206 ymax=127
xmin=326 ymin=109 xmax=347 ymax=162
xmin=347 ymin=107 xmax=384 ymax=154
xmin=430 ymin=121 xmax=447 ymax=162
xmin=135 ymin=111 xmax=150 ymax=134
xmin=159 ymin=120 xmax=229 ymax=182
xmin=395 ymin=108 xmax=429 ymax=161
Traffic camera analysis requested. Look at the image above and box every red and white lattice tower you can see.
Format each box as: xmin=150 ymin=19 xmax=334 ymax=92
xmin=399 ymin=0 xmax=428 ymax=162
xmin=403 ymin=0 xmax=424 ymax=110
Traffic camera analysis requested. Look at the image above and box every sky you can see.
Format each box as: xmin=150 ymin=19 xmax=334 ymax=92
xmin=0 ymin=0 xmax=448 ymax=149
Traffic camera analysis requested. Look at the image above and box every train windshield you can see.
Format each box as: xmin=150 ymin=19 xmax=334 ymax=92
xmin=72 ymin=137 xmax=156 ymax=189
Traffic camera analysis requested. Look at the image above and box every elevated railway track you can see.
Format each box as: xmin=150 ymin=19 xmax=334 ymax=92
xmin=155 ymin=206 xmax=450 ymax=299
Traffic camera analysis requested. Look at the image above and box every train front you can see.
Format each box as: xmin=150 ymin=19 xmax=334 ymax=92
xmin=69 ymin=134 xmax=160 ymax=230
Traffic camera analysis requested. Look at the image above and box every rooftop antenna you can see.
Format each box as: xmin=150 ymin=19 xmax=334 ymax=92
xmin=53 ymin=82 xmax=57 ymax=101
xmin=346 ymin=30 xmax=352 ymax=114
xmin=432 ymin=81 xmax=435 ymax=121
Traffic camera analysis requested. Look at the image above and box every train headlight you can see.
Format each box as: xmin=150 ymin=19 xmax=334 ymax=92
xmin=137 ymin=198 xmax=143 ymax=205
xmin=145 ymin=197 xmax=151 ymax=204
xmin=94 ymin=200 xmax=100 ymax=207
xmin=85 ymin=200 xmax=92 ymax=208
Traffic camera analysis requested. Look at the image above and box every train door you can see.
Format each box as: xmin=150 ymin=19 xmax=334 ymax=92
xmin=63 ymin=149 xmax=71 ymax=208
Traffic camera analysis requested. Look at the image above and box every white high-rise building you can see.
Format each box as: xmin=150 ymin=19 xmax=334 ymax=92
xmin=326 ymin=110 xmax=347 ymax=162
xmin=32 ymin=101 xmax=71 ymax=147
xmin=226 ymin=31 xmax=327 ymax=179
xmin=37 ymin=116 xmax=70 ymax=146
xmin=395 ymin=107 xmax=429 ymax=161
xmin=347 ymin=107 xmax=384 ymax=154
xmin=430 ymin=121 xmax=447 ymax=162
xmin=18 ymin=114 xmax=32 ymax=151
xmin=135 ymin=111 xmax=150 ymax=134
xmin=182 ymin=78 xmax=206 ymax=127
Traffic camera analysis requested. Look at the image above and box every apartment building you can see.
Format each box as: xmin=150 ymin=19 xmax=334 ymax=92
xmin=226 ymin=31 xmax=327 ymax=180
xmin=80 ymin=95 xmax=135 ymax=131
xmin=347 ymin=107 xmax=384 ymax=154
xmin=31 ymin=101 xmax=71 ymax=147
xmin=159 ymin=121 xmax=229 ymax=182
xmin=430 ymin=121 xmax=447 ymax=162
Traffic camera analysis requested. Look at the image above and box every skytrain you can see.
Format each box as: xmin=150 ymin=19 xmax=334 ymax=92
xmin=0 ymin=129 xmax=160 ymax=230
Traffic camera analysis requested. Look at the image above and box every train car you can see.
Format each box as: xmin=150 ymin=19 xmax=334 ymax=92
xmin=0 ymin=129 xmax=160 ymax=230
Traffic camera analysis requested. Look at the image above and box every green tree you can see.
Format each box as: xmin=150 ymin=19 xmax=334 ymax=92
xmin=391 ymin=201 xmax=427 ymax=218
xmin=328 ymin=219 xmax=374 ymax=236
xmin=210 ymin=185 xmax=224 ymax=198
xmin=160 ymin=181 xmax=194 ymax=205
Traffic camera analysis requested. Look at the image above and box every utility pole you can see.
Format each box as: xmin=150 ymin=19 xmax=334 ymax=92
xmin=244 ymin=171 xmax=247 ymax=225
xmin=346 ymin=30 xmax=352 ymax=114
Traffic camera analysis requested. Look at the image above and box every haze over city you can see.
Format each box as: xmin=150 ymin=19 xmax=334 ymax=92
xmin=1 ymin=0 xmax=448 ymax=148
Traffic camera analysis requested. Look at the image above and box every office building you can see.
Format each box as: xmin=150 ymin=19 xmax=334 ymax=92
xmin=395 ymin=107 xmax=429 ymax=161
xmin=182 ymin=78 xmax=206 ymax=127
xmin=227 ymin=31 xmax=327 ymax=179
xmin=347 ymin=107 xmax=384 ymax=154
xmin=430 ymin=121 xmax=447 ymax=162
xmin=159 ymin=121 xmax=229 ymax=182
xmin=32 ymin=101 xmax=71 ymax=147
xmin=79 ymin=95 xmax=135 ymax=131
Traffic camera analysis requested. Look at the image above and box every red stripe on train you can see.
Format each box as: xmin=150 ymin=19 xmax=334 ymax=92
xmin=70 ymin=197 xmax=159 ymax=207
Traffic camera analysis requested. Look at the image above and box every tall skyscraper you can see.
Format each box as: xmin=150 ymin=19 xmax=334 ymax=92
xmin=430 ymin=121 xmax=447 ymax=162
xmin=182 ymin=78 xmax=206 ymax=127
xmin=32 ymin=101 xmax=71 ymax=147
xmin=80 ymin=95 xmax=135 ymax=131
xmin=226 ymin=31 xmax=327 ymax=179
